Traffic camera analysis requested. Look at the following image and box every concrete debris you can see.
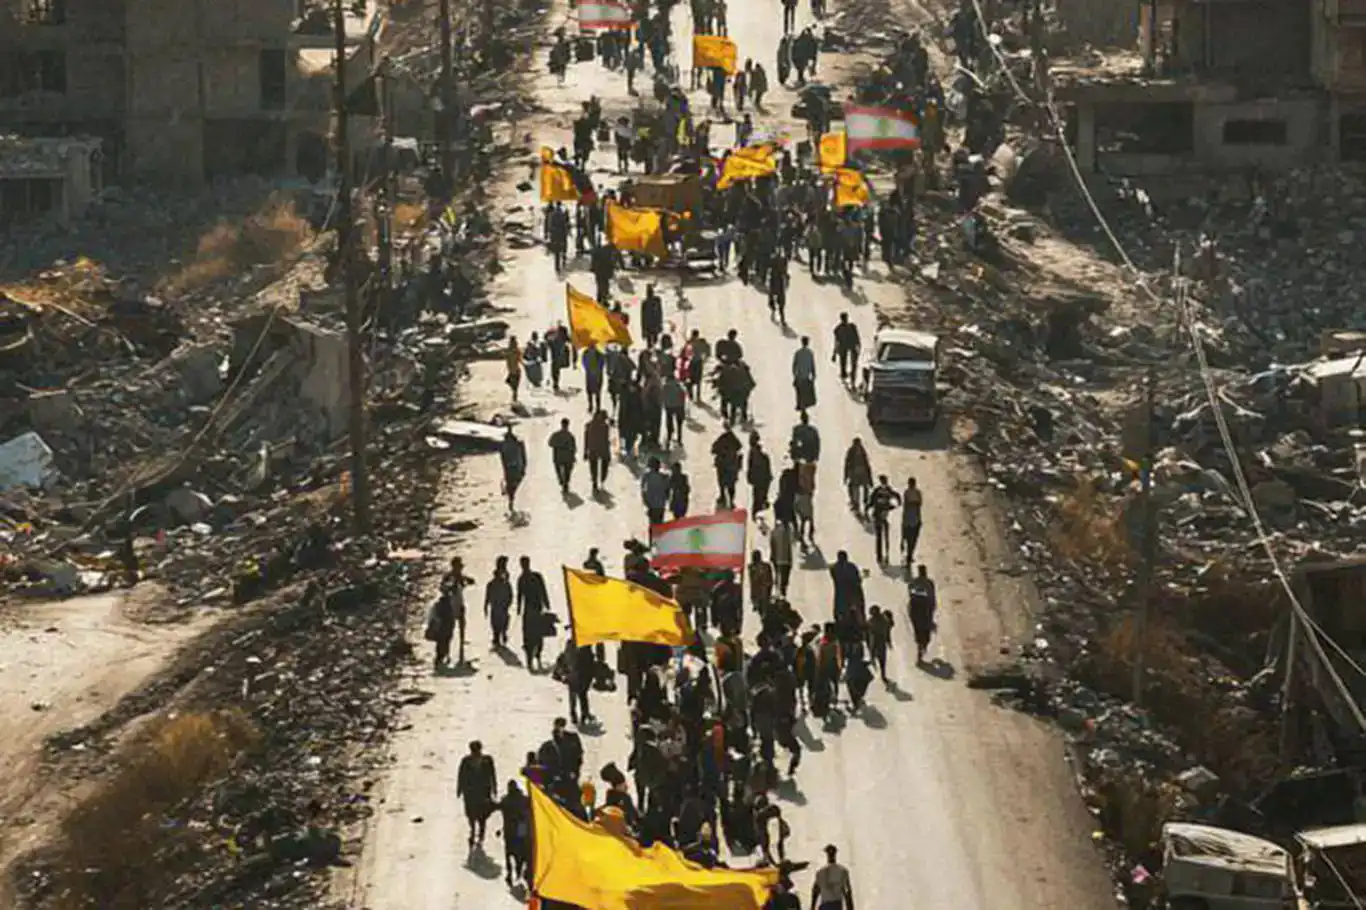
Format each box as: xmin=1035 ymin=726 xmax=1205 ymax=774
xmin=0 ymin=431 xmax=58 ymax=492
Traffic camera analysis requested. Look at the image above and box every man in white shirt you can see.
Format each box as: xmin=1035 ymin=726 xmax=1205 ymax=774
xmin=810 ymin=843 xmax=854 ymax=910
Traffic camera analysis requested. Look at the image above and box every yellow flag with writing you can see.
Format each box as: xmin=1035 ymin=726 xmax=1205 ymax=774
xmin=716 ymin=144 xmax=777 ymax=189
xmin=692 ymin=34 xmax=738 ymax=74
xmin=819 ymin=131 xmax=847 ymax=172
xmin=833 ymin=167 xmax=871 ymax=208
xmin=605 ymin=200 xmax=668 ymax=258
xmin=539 ymin=146 xmax=579 ymax=203
xmin=564 ymin=568 xmax=692 ymax=646
xmin=566 ymin=284 xmax=632 ymax=350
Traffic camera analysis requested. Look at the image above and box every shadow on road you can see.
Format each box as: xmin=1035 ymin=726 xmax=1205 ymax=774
xmin=465 ymin=847 xmax=502 ymax=880
xmin=870 ymin=419 xmax=951 ymax=452
xmin=886 ymin=680 xmax=915 ymax=702
xmin=795 ymin=718 xmax=825 ymax=751
xmin=436 ymin=662 xmax=478 ymax=678
xmin=775 ymin=778 xmax=807 ymax=806
xmin=859 ymin=705 xmax=888 ymax=729
xmin=494 ymin=645 xmax=522 ymax=667
xmin=918 ymin=658 xmax=956 ymax=681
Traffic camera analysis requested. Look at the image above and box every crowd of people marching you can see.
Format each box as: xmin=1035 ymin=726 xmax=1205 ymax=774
xmin=416 ymin=0 xmax=999 ymax=906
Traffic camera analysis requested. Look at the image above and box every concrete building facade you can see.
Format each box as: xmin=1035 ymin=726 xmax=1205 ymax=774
xmin=0 ymin=0 xmax=380 ymax=187
xmin=1057 ymin=0 xmax=1366 ymax=174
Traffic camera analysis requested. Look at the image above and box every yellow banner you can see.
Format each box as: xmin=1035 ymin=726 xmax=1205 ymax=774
xmin=833 ymin=167 xmax=870 ymax=208
xmin=692 ymin=34 xmax=738 ymax=75
xmin=716 ymin=144 xmax=777 ymax=189
xmin=564 ymin=567 xmax=691 ymax=646
xmin=539 ymin=146 xmax=578 ymax=203
xmin=819 ymin=131 xmax=847 ymax=171
xmin=529 ymin=782 xmax=777 ymax=910
xmin=565 ymin=284 xmax=632 ymax=350
xmin=606 ymin=200 xmax=667 ymax=258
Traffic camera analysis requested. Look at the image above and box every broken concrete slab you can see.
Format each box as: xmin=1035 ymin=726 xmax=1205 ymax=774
xmin=0 ymin=432 xmax=58 ymax=492
xmin=173 ymin=344 xmax=225 ymax=405
xmin=429 ymin=419 xmax=505 ymax=450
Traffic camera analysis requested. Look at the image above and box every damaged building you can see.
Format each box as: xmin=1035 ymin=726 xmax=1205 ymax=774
xmin=1055 ymin=0 xmax=1366 ymax=174
xmin=0 ymin=0 xmax=383 ymax=188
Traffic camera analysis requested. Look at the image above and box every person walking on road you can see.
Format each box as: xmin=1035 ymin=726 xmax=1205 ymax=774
xmin=829 ymin=550 xmax=865 ymax=622
xmin=901 ymin=476 xmax=924 ymax=566
xmin=549 ymin=417 xmax=577 ymax=493
xmin=811 ymin=843 xmax=855 ymax=910
xmin=790 ymin=410 xmax=820 ymax=462
xmin=517 ymin=556 xmax=552 ymax=671
xmin=866 ymin=475 xmax=902 ymax=564
xmin=662 ymin=372 xmax=687 ymax=448
xmin=499 ymin=426 xmax=528 ymax=513
xmin=867 ymin=605 xmax=894 ymax=684
xmin=583 ymin=547 xmax=605 ymax=575
xmin=711 ymin=424 xmax=743 ymax=508
xmin=484 ymin=555 xmax=513 ymax=649
xmin=440 ymin=556 xmax=475 ymax=665
xmin=908 ymin=563 xmax=938 ymax=664
xmin=747 ymin=432 xmax=773 ymax=515
xmin=832 ymin=312 xmax=861 ymax=383
xmin=505 ymin=337 xmax=523 ymax=403
xmin=584 ymin=409 xmax=612 ymax=493
xmin=668 ymin=462 xmax=691 ymax=519
xmin=583 ymin=345 xmax=606 ymax=414
xmin=456 ymin=741 xmax=497 ymax=848
xmin=424 ymin=583 xmax=457 ymax=671
xmin=641 ymin=456 xmax=670 ymax=525
xmin=771 ymin=520 xmax=795 ymax=596
xmin=792 ymin=335 xmax=817 ymax=411
xmin=794 ymin=458 xmax=816 ymax=544
xmin=749 ymin=549 xmax=775 ymax=617
xmin=641 ymin=283 xmax=664 ymax=348
xmin=842 ymin=437 xmax=872 ymax=515
xmin=491 ymin=780 xmax=531 ymax=887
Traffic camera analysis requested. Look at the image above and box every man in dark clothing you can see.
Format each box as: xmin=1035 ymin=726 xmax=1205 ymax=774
xmin=456 ymin=741 xmax=497 ymax=847
xmin=518 ymin=556 xmax=552 ymax=671
xmin=865 ymin=474 xmax=902 ymax=564
xmin=831 ymin=312 xmax=861 ymax=383
xmin=546 ymin=717 xmax=584 ymax=783
xmin=492 ymin=781 xmax=531 ymax=886
xmin=908 ymin=563 xmax=938 ymax=663
xmin=747 ymin=433 xmax=773 ymax=514
xmin=711 ymin=425 xmax=744 ymax=508
xmin=828 ymin=550 xmax=865 ymax=622
xmin=549 ymin=417 xmax=577 ymax=493
xmin=591 ymin=242 xmax=616 ymax=303
xmin=715 ymin=328 xmax=744 ymax=365
xmin=484 ymin=555 xmax=514 ymax=649
xmin=641 ymin=284 xmax=664 ymax=347
xmin=867 ymin=606 xmax=894 ymax=683
xmin=584 ymin=547 xmax=606 ymax=575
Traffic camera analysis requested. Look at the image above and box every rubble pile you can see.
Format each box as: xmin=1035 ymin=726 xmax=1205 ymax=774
xmin=6 ymin=2 xmax=553 ymax=907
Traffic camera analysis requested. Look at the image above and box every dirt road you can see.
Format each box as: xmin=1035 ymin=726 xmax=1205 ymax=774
xmin=339 ymin=2 xmax=1117 ymax=907
xmin=0 ymin=587 xmax=211 ymax=900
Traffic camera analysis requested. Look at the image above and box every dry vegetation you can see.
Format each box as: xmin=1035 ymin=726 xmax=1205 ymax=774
xmin=159 ymin=196 xmax=312 ymax=297
xmin=44 ymin=710 xmax=259 ymax=910
xmin=1048 ymin=480 xmax=1133 ymax=573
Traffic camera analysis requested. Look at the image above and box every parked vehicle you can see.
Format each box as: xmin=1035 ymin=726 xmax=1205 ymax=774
xmin=863 ymin=329 xmax=939 ymax=427
xmin=1159 ymin=823 xmax=1296 ymax=910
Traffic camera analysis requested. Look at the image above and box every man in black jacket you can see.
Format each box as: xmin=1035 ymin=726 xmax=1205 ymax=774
xmin=456 ymin=741 xmax=497 ymax=847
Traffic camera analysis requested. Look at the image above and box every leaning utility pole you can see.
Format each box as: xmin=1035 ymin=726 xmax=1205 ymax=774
xmin=334 ymin=0 xmax=371 ymax=534
xmin=1130 ymin=364 xmax=1157 ymax=707
xmin=438 ymin=0 xmax=456 ymax=194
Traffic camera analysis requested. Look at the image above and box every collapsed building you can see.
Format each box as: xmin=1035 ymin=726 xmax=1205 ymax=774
xmin=0 ymin=0 xmax=384 ymax=192
xmin=1053 ymin=0 xmax=1366 ymax=177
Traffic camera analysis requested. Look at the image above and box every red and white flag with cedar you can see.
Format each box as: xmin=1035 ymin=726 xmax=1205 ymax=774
xmin=844 ymin=105 xmax=921 ymax=150
xmin=650 ymin=510 xmax=747 ymax=572
xmin=578 ymin=0 xmax=633 ymax=30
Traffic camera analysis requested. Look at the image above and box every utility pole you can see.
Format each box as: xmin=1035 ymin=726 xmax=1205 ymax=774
xmin=438 ymin=0 xmax=456 ymax=195
xmin=376 ymin=59 xmax=395 ymax=332
xmin=1131 ymin=364 xmax=1157 ymax=707
xmin=334 ymin=0 xmax=371 ymax=534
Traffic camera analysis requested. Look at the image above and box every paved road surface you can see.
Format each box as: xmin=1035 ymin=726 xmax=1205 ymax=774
xmin=340 ymin=2 xmax=1118 ymax=907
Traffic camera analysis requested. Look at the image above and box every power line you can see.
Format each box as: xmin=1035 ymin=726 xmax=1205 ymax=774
xmin=960 ymin=0 xmax=1366 ymax=720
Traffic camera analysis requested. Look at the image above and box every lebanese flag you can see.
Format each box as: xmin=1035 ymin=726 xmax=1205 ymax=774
xmin=844 ymin=105 xmax=921 ymax=150
xmin=579 ymin=0 xmax=633 ymax=30
xmin=650 ymin=510 xmax=747 ymax=572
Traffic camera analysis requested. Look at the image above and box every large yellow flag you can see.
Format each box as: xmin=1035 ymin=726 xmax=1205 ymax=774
xmin=564 ymin=568 xmax=692 ymax=646
xmin=833 ymin=167 xmax=871 ymax=208
xmin=529 ymin=783 xmax=778 ymax=910
xmin=539 ymin=146 xmax=578 ymax=203
xmin=692 ymin=34 xmax=738 ymax=74
xmin=818 ymin=131 xmax=847 ymax=171
xmin=716 ymin=144 xmax=777 ymax=190
xmin=606 ymin=201 xmax=668 ymax=258
xmin=565 ymin=284 xmax=632 ymax=350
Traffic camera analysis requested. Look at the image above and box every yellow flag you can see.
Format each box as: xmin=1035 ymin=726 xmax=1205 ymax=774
xmin=566 ymin=284 xmax=632 ymax=350
xmin=529 ymin=782 xmax=778 ymax=910
xmin=716 ymin=144 xmax=777 ymax=189
xmin=819 ymin=131 xmax=847 ymax=171
xmin=564 ymin=568 xmax=692 ymax=646
xmin=692 ymin=34 xmax=738 ymax=74
xmin=833 ymin=167 xmax=870 ymax=208
xmin=605 ymin=200 xmax=668 ymax=258
xmin=539 ymin=146 xmax=578 ymax=203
